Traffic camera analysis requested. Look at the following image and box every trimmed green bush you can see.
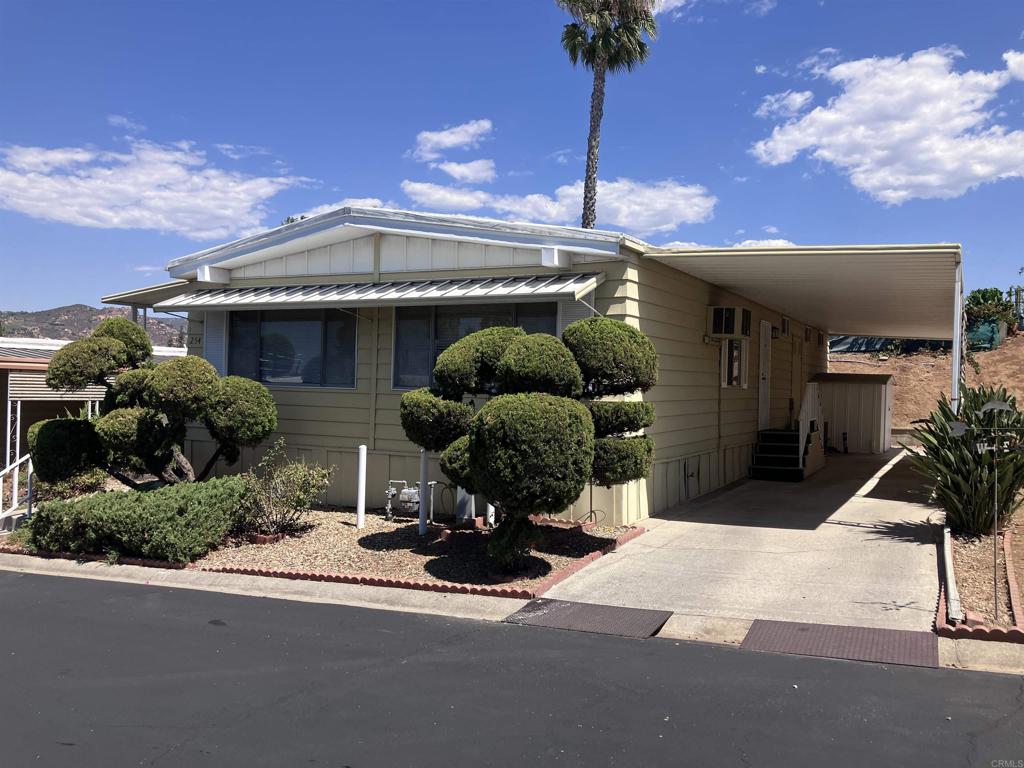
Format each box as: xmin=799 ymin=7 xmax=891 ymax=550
xmin=588 ymin=401 xmax=655 ymax=437
xmin=27 ymin=418 xmax=103 ymax=482
xmin=45 ymin=337 xmax=128 ymax=392
xmin=34 ymin=467 xmax=110 ymax=502
xmin=102 ymin=368 xmax=153 ymax=412
xmin=496 ymin=333 xmax=584 ymax=398
xmin=235 ymin=439 xmax=332 ymax=536
xmin=93 ymin=316 xmax=153 ymax=367
xmin=399 ymin=388 xmax=474 ymax=452
xmin=439 ymin=435 xmax=476 ymax=494
xmin=469 ymin=394 xmax=594 ymax=516
xmin=591 ymin=435 xmax=654 ymax=487
xmin=204 ymin=376 xmax=279 ymax=464
xmin=27 ymin=476 xmax=247 ymax=563
xmin=147 ymin=356 xmax=220 ymax=419
xmin=907 ymin=385 xmax=1024 ymax=535
xmin=433 ymin=326 xmax=527 ymax=399
xmin=94 ymin=407 xmax=148 ymax=467
xmin=562 ymin=317 xmax=658 ymax=397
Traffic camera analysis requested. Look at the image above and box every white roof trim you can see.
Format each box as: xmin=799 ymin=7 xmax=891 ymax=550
xmin=649 ymin=243 xmax=961 ymax=340
xmin=154 ymin=273 xmax=604 ymax=312
xmin=166 ymin=207 xmax=629 ymax=277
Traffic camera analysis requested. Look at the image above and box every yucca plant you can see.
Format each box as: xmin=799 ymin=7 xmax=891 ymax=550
xmin=907 ymin=385 xmax=1024 ymax=534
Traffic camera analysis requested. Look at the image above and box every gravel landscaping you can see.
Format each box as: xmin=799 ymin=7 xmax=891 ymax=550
xmin=195 ymin=508 xmax=630 ymax=592
xmin=952 ymin=531 xmax=1014 ymax=626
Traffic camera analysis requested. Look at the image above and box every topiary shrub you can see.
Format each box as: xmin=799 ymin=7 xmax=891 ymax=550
xmin=439 ymin=435 xmax=476 ymax=495
xmin=907 ymin=385 xmax=1024 ymax=535
xmin=399 ymin=388 xmax=474 ymax=452
xmin=469 ymin=394 xmax=594 ymax=569
xmin=33 ymin=467 xmax=109 ymax=502
xmin=203 ymin=376 xmax=279 ymax=466
xmin=94 ymin=407 xmax=151 ymax=470
xmin=26 ymin=476 xmax=247 ymax=563
xmin=147 ymin=356 xmax=220 ymax=419
xmin=562 ymin=316 xmax=658 ymax=397
xmin=588 ymin=401 xmax=655 ymax=437
xmin=591 ymin=436 xmax=654 ymax=487
xmin=27 ymin=418 xmax=104 ymax=482
xmin=45 ymin=337 xmax=128 ymax=392
xmin=433 ymin=326 xmax=526 ymax=399
xmin=92 ymin=316 xmax=153 ymax=367
xmin=495 ymin=333 xmax=584 ymax=397
xmin=102 ymin=368 xmax=153 ymax=412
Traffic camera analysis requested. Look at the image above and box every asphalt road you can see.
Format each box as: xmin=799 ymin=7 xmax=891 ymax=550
xmin=1 ymin=572 xmax=1021 ymax=768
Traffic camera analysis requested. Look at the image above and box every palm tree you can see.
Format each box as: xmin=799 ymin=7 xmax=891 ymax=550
xmin=557 ymin=1 xmax=657 ymax=228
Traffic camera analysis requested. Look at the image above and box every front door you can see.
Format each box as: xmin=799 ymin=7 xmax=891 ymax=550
xmin=758 ymin=320 xmax=772 ymax=430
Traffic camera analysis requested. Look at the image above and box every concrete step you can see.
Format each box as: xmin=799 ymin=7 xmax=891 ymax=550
xmin=753 ymin=453 xmax=801 ymax=468
xmin=750 ymin=465 xmax=805 ymax=482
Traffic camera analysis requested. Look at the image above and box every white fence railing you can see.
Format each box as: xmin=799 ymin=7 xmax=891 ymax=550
xmin=1 ymin=454 xmax=33 ymax=523
xmin=797 ymin=382 xmax=821 ymax=469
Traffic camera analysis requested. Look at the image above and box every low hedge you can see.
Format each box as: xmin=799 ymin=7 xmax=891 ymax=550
xmin=591 ymin=435 xmax=654 ymax=487
xmin=588 ymin=401 xmax=655 ymax=437
xmin=27 ymin=476 xmax=247 ymax=563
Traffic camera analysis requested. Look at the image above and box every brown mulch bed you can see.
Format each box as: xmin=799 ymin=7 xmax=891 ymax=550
xmin=195 ymin=509 xmax=629 ymax=592
xmin=951 ymin=530 xmax=1014 ymax=626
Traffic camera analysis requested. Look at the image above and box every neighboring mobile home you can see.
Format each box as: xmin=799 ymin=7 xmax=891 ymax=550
xmin=104 ymin=207 xmax=963 ymax=525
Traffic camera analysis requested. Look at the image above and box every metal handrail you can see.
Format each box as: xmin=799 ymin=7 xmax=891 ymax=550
xmin=1 ymin=453 xmax=33 ymax=521
xmin=797 ymin=382 xmax=821 ymax=469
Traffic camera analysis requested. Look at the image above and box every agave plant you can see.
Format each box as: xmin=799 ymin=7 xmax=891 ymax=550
xmin=907 ymin=385 xmax=1024 ymax=535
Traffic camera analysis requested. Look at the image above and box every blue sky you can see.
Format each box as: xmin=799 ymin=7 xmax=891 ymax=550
xmin=1 ymin=0 xmax=1023 ymax=311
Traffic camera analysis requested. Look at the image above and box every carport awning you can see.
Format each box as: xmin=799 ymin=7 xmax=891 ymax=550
xmin=154 ymin=272 xmax=603 ymax=312
xmin=647 ymin=244 xmax=961 ymax=340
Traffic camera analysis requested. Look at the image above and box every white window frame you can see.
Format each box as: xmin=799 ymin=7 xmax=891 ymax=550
xmin=720 ymin=338 xmax=749 ymax=389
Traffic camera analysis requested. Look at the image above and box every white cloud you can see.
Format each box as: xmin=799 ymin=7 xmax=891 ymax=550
xmin=400 ymin=177 xmax=717 ymax=236
xmin=400 ymin=181 xmax=494 ymax=211
xmin=754 ymin=64 xmax=768 ymax=75
xmin=410 ymin=119 xmax=493 ymax=162
xmin=107 ymin=114 xmax=146 ymax=133
xmin=734 ymin=238 xmax=795 ymax=247
xmin=549 ymin=148 xmax=583 ymax=166
xmin=654 ymin=0 xmax=694 ymax=14
xmin=755 ymin=90 xmax=813 ymax=118
xmin=746 ymin=0 xmax=777 ymax=16
xmin=752 ymin=46 xmax=1024 ymax=204
xmin=215 ymin=143 xmax=271 ymax=160
xmin=762 ymin=224 xmax=780 ymax=233
xmin=799 ymin=47 xmax=841 ymax=78
xmin=300 ymin=197 xmax=389 ymax=218
xmin=132 ymin=265 xmax=165 ymax=273
xmin=0 ymin=139 xmax=307 ymax=240
xmin=433 ymin=159 xmax=496 ymax=184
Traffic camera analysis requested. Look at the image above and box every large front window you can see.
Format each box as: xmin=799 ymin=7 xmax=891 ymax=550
xmin=228 ymin=309 xmax=358 ymax=388
xmin=393 ymin=303 xmax=557 ymax=389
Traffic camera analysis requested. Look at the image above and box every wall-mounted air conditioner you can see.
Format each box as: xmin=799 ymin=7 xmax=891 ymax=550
xmin=707 ymin=306 xmax=752 ymax=339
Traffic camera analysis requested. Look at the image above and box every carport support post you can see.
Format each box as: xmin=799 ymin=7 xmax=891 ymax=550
xmin=355 ymin=444 xmax=367 ymax=529
xmin=951 ymin=260 xmax=964 ymax=414
xmin=418 ymin=448 xmax=429 ymax=536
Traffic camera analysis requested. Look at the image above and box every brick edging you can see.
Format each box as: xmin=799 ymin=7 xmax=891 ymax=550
xmin=935 ymin=526 xmax=1024 ymax=643
xmin=3 ymin=523 xmax=641 ymax=600
xmin=1004 ymin=526 xmax=1022 ymax=629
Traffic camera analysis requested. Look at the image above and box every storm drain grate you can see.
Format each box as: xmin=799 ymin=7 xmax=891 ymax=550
xmin=504 ymin=598 xmax=671 ymax=639
xmin=741 ymin=620 xmax=939 ymax=668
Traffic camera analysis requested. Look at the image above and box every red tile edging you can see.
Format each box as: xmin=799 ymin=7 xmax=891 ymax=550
xmin=1 ymin=525 xmax=645 ymax=601
xmin=935 ymin=526 xmax=1024 ymax=643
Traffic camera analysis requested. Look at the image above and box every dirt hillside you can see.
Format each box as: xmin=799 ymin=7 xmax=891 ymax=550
xmin=830 ymin=335 xmax=1024 ymax=427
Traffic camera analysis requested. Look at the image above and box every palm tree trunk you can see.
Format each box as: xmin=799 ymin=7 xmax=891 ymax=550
xmin=582 ymin=55 xmax=607 ymax=229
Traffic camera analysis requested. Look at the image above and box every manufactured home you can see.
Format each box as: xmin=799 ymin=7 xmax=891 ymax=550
xmin=103 ymin=207 xmax=963 ymax=525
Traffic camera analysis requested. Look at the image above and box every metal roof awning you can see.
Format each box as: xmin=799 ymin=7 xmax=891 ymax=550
xmin=101 ymin=280 xmax=191 ymax=307
xmin=646 ymin=244 xmax=961 ymax=340
xmin=154 ymin=273 xmax=603 ymax=312
xmin=7 ymin=371 xmax=107 ymax=402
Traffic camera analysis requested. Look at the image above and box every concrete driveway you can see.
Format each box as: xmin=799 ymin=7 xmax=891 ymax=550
xmin=549 ymin=450 xmax=939 ymax=632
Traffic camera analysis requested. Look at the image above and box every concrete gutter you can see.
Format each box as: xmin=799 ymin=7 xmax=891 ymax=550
xmin=942 ymin=526 xmax=966 ymax=623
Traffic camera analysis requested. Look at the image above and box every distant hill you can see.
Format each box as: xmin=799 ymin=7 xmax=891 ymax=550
xmin=0 ymin=304 xmax=187 ymax=347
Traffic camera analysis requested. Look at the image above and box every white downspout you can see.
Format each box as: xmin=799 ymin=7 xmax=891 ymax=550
xmin=951 ymin=258 xmax=964 ymax=414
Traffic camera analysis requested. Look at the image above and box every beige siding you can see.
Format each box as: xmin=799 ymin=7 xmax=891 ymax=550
xmin=183 ymin=255 xmax=829 ymax=524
